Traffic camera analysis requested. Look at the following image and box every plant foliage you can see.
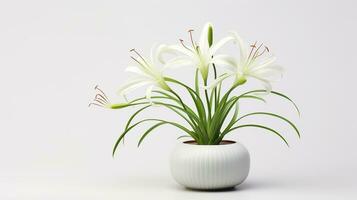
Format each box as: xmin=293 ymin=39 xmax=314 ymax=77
xmin=89 ymin=23 xmax=300 ymax=156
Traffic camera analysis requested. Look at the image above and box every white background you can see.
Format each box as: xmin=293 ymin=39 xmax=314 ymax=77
xmin=1 ymin=0 xmax=356 ymax=199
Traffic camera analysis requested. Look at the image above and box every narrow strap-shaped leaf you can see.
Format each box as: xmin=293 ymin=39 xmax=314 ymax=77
xmin=216 ymin=86 xmax=237 ymax=112
xmin=164 ymin=78 xmax=206 ymax=120
xmin=214 ymin=97 xmax=238 ymax=133
xmin=152 ymin=90 xmax=181 ymax=104
xmin=195 ymin=69 xmax=200 ymax=94
xmin=217 ymin=81 xmax=222 ymax=105
xmin=220 ymin=94 xmax=265 ymax=132
xmin=138 ymin=120 xmax=197 ymax=147
xmin=153 ymin=102 xmax=200 ymax=135
xmin=137 ymin=122 xmax=166 ymax=147
xmin=165 ymin=77 xmax=208 ymax=132
xmin=165 ymin=77 xmax=210 ymax=143
xmin=238 ymin=95 xmax=266 ymax=103
xmin=236 ymin=112 xmax=300 ymax=138
xmin=153 ymin=91 xmax=201 ymax=124
xmin=123 ymin=95 xmax=195 ymax=131
xmin=209 ymin=86 xmax=215 ymax=113
xmin=177 ymin=135 xmax=193 ymax=140
xmin=112 ymin=118 xmax=193 ymax=156
xmin=212 ymin=65 xmax=218 ymax=111
xmin=218 ymin=95 xmax=265 ymax=138
xmin=124 ymin=105 xmax=151 ymax=130
xmin=188 ymin=89 xmax=207 ymax=123
xmin=240 ymin=90 xmax=300 ymax=116
xmin=227 ymin=124 xmax=289 ymax=147
xmin=208 ymin=96 xmax=239 ymax=144
xmin=221 ymin=101 xmax=240 ymax=136
xmin=164 ymin=77 xmax=205 ymax=105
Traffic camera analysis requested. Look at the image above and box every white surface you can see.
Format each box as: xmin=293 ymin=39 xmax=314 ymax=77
xmin=1 ymin=0 xmax=357 ymax=199
xmin=2 ymin=173 xmax=356 ymax=199
xmin=170 ymin=142 xmax=250 ymax=189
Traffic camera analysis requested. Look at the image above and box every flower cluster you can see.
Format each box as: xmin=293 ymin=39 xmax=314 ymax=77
xmin=117 ymin=22 xmax=282 ymax=102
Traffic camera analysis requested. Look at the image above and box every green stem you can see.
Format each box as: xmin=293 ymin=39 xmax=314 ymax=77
xmin=204 ymin=79 xmax=211 ymax=121
xmin=213 ymin=64 xmax=218 ymax=112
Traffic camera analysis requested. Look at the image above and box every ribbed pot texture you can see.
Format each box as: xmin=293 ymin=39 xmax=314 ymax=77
xmin=170 ymin=140 xmax=250 ymax=190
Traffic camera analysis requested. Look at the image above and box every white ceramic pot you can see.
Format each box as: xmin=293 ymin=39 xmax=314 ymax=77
xmin=170 ymin=140 xmax=250 ymax=190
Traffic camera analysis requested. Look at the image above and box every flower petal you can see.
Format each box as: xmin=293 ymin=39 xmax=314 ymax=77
xmin=117 ymin=79 xmax=152 ymax=96
xmin=251 ymin=66 xmax=284 ymax=81
xmin=145 ymin=85 xmax=154 ymax=103
xmin=247 ymin=74 xmax=272 ymax=93
xmin=169 ymin=45 xmax=196 ymax=58
xmin=150 ymin=44 xmax=158 ymax=64
xmin=199 ymin=22 xmax=213 ymax=53
xmin=210 ymin=36 xmax=234 ymax=54
xmin=250 ymin=56 xmax=277 ymax=70
xmin=163 ymin=56 xmax=193 ymax=69
xmin=211 ymin=55 xmax=238 ymax=72
xmin=125 ymin=66 xmax=149 ymax=77
xmin=230 ymin=31 xmax=247 ymax=61
xmin=156 ymin=44 xmax=177 ymax=64
xmin=205 ymin=73 xmax=233 ymax=90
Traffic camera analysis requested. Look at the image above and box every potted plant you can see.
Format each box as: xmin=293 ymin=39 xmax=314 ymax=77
xmin=90 ymin=23 xmax=300 ymax=190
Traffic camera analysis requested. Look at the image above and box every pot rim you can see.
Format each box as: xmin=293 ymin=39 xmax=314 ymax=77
xmin=182 ymin=140 xmax=237 ymax=145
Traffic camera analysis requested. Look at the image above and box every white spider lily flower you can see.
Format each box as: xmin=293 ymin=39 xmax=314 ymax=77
xmin=158 ymin=23 xmax=234 ymax=82
xmin=89 ymin=85 xmax=131 ymax=109
xmin=208 ymin=32 xmax=283 ymax=92
xmin=118 ymin=47 xmax=171 ymax=101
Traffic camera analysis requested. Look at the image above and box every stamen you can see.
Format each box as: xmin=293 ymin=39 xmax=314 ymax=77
xmin=265 ymin=46 xmax=270 ymax=52
xmin=255 ymin=46 xmax=269 ymax=58
xmin=94 ymin=92 xmax=109 ymax=103
xmin=188 ymin=29 xmax=196 ymax=48
xmin=93 ymin=98 xmax=107 ymax=106
xmin=252 ymin=43 xmax=263 ymax=60
xmin=130 ymin=48 xmax=149 ymax=65
xmin=179 ymin=39 xmax=192 ymax=51
xmin=130 ymin=56 xmax=142 ymax=65
xmin=95 ymin=85 xmax=109 ymax=101
xmin=95 ymin=94 xmax=108 ymax=104
xmin=88 ymin=103 xmax=104 ymax=107
xmin=89 ymin=85 xmax=111 ymax=108
xmin=247 ymin=41 xmax=257 ymax=60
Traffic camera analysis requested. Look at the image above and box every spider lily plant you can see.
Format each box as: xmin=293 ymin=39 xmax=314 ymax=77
xmin=90 ymin=23 xmax=300 ymax=156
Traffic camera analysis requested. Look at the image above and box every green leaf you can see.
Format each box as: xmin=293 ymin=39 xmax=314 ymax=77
xmin=212 ymin=65 xmax=218 ymax=111
xmin=153 ymin=102 xmax=200 ymax=136
xmin=165 ymin=77 xmax=208 ymax=128
xmin=236 ymin=112 xmax=300 ymax=138
xmin=222 ymin=101 xmax=239 ymax=136
xmin=238 ymin=95 xmax=266 ymax=103
xmin=195 ymin=69 xmax=200 ymax=94
xmin=137 ymin=122 xmax=166 ymax=147
xmin=209 ymin=87 xmax=215 ymax=112
xmin=164 ymin=77 xmax=204 ymax=104
xmin=241 ymin=90 xmax=300 ymax=116
xmin=124 ymin=105 xmax=151 ymax=130
xmin=122 ymin=94 xmax=191 ymax=131
xmin=177 ymin=135 xmax=192 ymax=140
xmin=136 ymin=120 xmax=196 ymax=147
xmin=112 ymin=118 xmax=193 ymax=157
xmin=228 ymin=124 xmax=289 ymax=147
